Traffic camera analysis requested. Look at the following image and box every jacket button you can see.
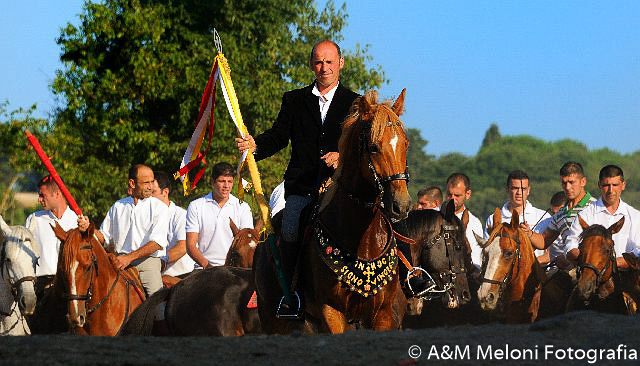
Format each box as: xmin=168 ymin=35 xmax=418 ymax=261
xmin=319 ymin=149 xmax=325 ymax=155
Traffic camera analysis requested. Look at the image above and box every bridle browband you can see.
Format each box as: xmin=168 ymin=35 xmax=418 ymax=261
xmin=344 ymin=113 xmax=409 ymax=209
xmin=479 ymin=225 xmax=523 ymax=298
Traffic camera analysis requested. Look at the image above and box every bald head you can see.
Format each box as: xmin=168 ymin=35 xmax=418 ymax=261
xmin=309 ymin=40 xmax=344 ymax=92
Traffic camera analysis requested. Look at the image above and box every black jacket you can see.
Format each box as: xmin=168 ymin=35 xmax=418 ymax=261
xmin=254 ymin=82 xmax=359 ymax=198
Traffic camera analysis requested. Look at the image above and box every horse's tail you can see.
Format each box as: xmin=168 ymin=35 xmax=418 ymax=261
xmin=119 ymin=287 xmax=171 ymax=336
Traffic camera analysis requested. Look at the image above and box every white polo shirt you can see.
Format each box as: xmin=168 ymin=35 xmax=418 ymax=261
xmin=25 ymin=207 xmax=78 ymax=276
xmin=162 ymin=202 xmax=195 ymax=277
xmin=484 ymin=201 xmax=551 ymax=257
xmin=564 ymin=197 xmax=640 ymax=257
xmin=456 ymin=208 xmax=484 ymax=268
xmin=185 ymin=193 xmax=253 ymax=267
xmin=99 ymin=196 xmax=169 ymax=258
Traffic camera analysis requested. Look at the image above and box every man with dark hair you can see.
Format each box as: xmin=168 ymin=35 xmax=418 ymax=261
xmin=185 ymin=162 xmax=253 ymax=268
xmin=530 ymin=162 xmax=596 ymax=267
xmin=79 ymin=164 xmax=169 ymax=302
xmin=565 ymin=165 xmax=640 ymax=268
xmin=550 ymin=191 xmax=568 ymax=211
xmin=235 ymin=40 xmax=359 ymax=318
xmin=445 ymin=173 xmax=484 ymax=268
xmin=26 ymin=175 xmax=79 ymax=299
xmin=484 ymin=170 xmax=550 ymax=259
xmin=153 ymin=171 xmax=194 ymax=278
xmin=415 ymin=186 xmax=443 ymax=210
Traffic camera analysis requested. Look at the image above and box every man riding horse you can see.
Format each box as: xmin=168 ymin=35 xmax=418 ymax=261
xmin=236 ymin=40 xmax=427 ymax=318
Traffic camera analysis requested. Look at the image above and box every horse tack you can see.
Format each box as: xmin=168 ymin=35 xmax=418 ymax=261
xmin=479 ymin=225 xmax=523 ymax=300
xmin=577 ymin=239 xmax=618 ymax=292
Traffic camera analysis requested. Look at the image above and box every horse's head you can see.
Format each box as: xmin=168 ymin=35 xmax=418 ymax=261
xmin=53 ymin=221 xmax=98 ymax=329
xmin=225 ymin=219 xmax=263 ymax=268
xmin=576 ymin=216 xmax=622 ymax=302
xmin=337 ymin=89 xmax=411 ymax=221
xmin=0 ymin=215 xmax=38 ymax=315
xmin=476 ymin=208 xmax=529 ymax=311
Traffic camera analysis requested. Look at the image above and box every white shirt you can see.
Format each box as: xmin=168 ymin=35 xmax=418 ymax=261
xmin=185 ymin=193 xmax=253 ymax=267
xmin=311 ymin=81 xmax=339 ymax=123
xmin=25 ymin=207 xmax=78 ymax=276
xmin=456 ymin=208 xmax=484 ymax=268
xmin=269 ymin=181 xmax=286 ymax=218
xmin=99 ymin=196 xmax=169 ymax=257
xmin=484 ymin=200 xmax=550 ymax=257
xmin=564 ymin=197 xmax=640 ymax=257
xmin=162 ymin=202 xmax=194 ymax=277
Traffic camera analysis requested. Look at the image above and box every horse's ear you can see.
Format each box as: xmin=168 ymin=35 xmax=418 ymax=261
xmin=391 ymin=88 xmax=406 ymax=116
xmin=0 ymin=215 xmax=10 ymax=236
xmin=254 ymin=219 xmax=264 ymax=234
xmin=608 ymin=216 xmax=625 ymax=235
xmin=491 ymin=207 xmax=501 ymax=232
xmin=229 ymin=219 xmax=239 ymax=237
xmin=442 ymin=199 xmax=456 ymax=222
xmin=510 ymin=210 xmax=520 ymax=228
xmin=623 ymin=253 xmax=640 ymax=270
xmin=578 ymin=216 xmax=589 ymax=230
xmin=52 ymin=222 xmax=68 ymax=242
xmin=461 ymin=209 xmax=469 ymax=230
xmin=474 ymin=232 xmax=488 ymax=249
xmin=359 ymin=95 xmax=374 ymax=120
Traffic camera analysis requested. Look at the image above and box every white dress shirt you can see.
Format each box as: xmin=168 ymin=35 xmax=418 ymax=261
xmin=162 ymin=202 xmax=195 ymax=276
xmin=564 ymin=197 xmax=640 ymax=257
xmin=25 ymin=207 xmax=78 ymax=276
xmin=456 ymin=208 xmax=484 ymax=268
xmin=311 ymin=81 xmax=339 ymax=123
xmin=185 ymin=193 xmax=253 ymax=267
xmin=484 ymin=200 xmax=550 ymax=257
xmin=99 ymin=196 xmax=169 ymax=257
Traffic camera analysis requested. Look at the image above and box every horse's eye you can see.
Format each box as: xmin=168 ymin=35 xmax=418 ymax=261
xmin=503 ymin=250 xmax=513 ymax=259
xmin=369 ymin=144 xmax=379 ymax=153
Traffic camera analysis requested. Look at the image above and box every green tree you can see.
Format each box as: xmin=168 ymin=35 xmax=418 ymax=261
xmin=47 ymin=0 xmax=386 ymax=218
xmin=480 ymin=123 xmax=501 ymax=150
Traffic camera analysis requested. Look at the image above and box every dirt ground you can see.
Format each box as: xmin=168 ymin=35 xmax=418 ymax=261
xmin=1 ymin=311 xmax=639 ymax=365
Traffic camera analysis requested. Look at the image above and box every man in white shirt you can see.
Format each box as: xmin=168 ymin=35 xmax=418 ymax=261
xmin=445 ymin=173 xmax=484 ymax=269
xmin=485 ymin=170 xmax=550 ymax=258
xmin=530 ymin=162 xmax=596 ymax=268
xmin=153 ymin=171 xmax=194 ymax=278
xmin=564 ymin=165 xmax=640 ymax=268
xmin=78 ymin=164 xmax=169 ymax=298
xmin=25 ymin=175 xmax=79 ymax=298
xmin=186 ymin=162 xmax=253 ymax=268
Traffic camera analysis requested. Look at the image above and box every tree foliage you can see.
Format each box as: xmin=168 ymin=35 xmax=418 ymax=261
xmin=36 ymin=0 xmax=386 ymax=219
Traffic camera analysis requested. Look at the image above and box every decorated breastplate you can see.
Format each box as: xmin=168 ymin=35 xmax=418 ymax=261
xmin=315 ymin=222 xmax=398 ymax=297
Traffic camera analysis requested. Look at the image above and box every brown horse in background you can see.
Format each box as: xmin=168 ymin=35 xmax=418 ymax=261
xmin=255 ymin=89 xmax=411 ymax=334
xmin=53 ymin=222 xmax=145 ymax=335
xmin=476 ymin=208 xmax=572 ymax=323
xmin=567 ymin=216 xmax=636 ymax=314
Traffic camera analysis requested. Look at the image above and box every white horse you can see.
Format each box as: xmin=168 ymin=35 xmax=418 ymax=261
xmin=0 ymin=215 xmax=39 ymax=335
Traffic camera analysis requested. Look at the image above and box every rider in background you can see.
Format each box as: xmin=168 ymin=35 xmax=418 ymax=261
xmin=564 ymin=165 xmax=640 ymax=269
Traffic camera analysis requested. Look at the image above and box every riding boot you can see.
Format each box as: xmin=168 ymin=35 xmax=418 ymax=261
xmin=397 ymin=241 xmax=431 ymax=298
xmin=276 ymin=239 xmax=303 ymax=319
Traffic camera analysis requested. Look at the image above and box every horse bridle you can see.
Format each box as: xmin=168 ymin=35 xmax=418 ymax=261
xmin=577 ymin=238 xmax=617 ymax=290
xmin=479 ymin=227 xmax=523 ymax=298
xmin=345 ymin=118 xmax=409 ymax=209
xmin=0 ymin=238 xmax=37 ymax=300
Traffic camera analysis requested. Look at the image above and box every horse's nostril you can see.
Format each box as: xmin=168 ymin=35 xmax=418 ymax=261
xmin=78 ymin=314 xmax=85 ymax=326
xmin=487 ymin=292 xmax=495 ymax=303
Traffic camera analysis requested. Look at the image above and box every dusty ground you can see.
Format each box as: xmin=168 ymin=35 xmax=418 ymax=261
xmin=1 ymin=311 xmax=639 ymax=365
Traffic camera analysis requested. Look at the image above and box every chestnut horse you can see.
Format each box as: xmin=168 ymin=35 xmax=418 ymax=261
xmin=255 ymin=89 xmax=411 ymax=334
xmin=567 ymin=216 xmax=636 ymax=314
xmin=53 ymin=222 xmax=145 ymax=335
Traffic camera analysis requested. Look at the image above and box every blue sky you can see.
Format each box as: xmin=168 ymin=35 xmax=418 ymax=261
xmin=2 ymin=1 xmax=639 ymax=156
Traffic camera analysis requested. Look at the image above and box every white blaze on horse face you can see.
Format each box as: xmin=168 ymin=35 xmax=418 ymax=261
xmin=248 ymin=240 xmax=257 ymax=249
xmin=389 ymin=131 xmax=399 ymax=157
xmin=478 ymin=235 xmax=502 ymax=305
xmin=70 ymin=260 xmax=79 ymax=316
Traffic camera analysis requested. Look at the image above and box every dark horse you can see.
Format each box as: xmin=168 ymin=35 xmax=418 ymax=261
xmin=254 ymin=89 xmax=412 ymax=334
xmin=53 ymin=222 xmax=146 ymax=335
xmin=394 ymin=201 xmax=483 ymax=328
xmin=120 ymin=221 xmax=263 ymax=336
xmin=567 ymin=216 xmax=636 ymax=314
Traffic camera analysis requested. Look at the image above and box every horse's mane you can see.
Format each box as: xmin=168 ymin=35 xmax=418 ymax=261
xmin=580 ymin=224 xmax=611 ymax=242
xmin=335 ymin=90 xmax=404 ymax=181
xmin=393 ymin=209 xmax=443 ymax=243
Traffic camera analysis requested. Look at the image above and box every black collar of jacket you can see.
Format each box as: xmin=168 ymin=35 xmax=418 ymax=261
xmin=304 ymin=81 xmax=352 ymax=126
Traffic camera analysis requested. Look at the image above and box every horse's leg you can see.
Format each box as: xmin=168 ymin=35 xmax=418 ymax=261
xmin=321 ymin=305 xmax=347 ymax=334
